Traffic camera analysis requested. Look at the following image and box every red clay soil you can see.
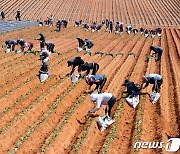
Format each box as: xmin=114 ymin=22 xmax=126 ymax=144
xmin=0 ymin=0 xmax=180 ymax=27
xmin=0 ymin=8 xmax=179 ymax=154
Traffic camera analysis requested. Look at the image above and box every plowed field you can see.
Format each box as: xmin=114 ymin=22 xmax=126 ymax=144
xmin=1 ymin=0 xmax=180 ymax=27
xmin=0 ymin=25 xmax=179 ymax=153
xmin=0 ymin=0 xmax=180 ymax=153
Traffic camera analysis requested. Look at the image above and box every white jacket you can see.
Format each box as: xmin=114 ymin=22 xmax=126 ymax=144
xmin=90 ymin=93 xmax=113 ymax=113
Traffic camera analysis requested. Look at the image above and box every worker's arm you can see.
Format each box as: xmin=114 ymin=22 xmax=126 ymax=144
xmin=89 ymin=100 xmax=101 ymax=113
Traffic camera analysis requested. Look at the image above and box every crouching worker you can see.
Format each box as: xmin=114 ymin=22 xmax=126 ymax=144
xmin=90 ymin=92 xmax=116 ymax=131
xmin=76 ymin=36 xmax=85 ymax=52
xmin=150 ymin=46 xmax=163 ymax=61
xmin=81 ymin=62 xmax=99 ymax=76
xmin=89 ymin=92 xmax=116 ymax=118
xmin=40 ymin=48 xmax=50 ymax=63
xmin=23 ymin=42 xmax=35 ymax=55
xmin=38 ymin=62 xmax=50 ymax=82
xmin=122 ymin=80 xmax=141 ymax=108
xmin=4 ymin=40 xmax=17 ymax=52
xmin=85 ymin=74 xmax=107 ymax=93
xmin=142 ymin=74 xmax=163 ymax=103
xmin=67 ymin=56 xmax=84 ymax=75
xmin=142 ymin=74 xmax=163 ymax=93
xmin=83 ymin=39 xmax=94 ymax=56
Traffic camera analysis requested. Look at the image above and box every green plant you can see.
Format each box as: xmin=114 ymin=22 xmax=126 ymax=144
xmin=116 ymin=52 xmax=124 ymax=57
xmin=147 ymin=54 xmax=155 ymax=59
xmin=95 ymin=51 xmax=104 ymax=57
xmin=129 ymin=52 xmax=136 ymax=58
xmin=105 ymin=52 xmax=114 ymax=57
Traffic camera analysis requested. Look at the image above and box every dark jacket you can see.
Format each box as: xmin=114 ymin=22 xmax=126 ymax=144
xmin=5 ymin=40 xmax=17 ymax=45
xmin=122 ymin=80 xmax=141 ymax=96
xmin=76 ymin=38 xmax=85 ymax=47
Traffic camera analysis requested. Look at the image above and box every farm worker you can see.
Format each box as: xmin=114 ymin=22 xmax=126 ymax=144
xmin=96 ymin=24 xmax=103 ymax=32
xmin=76 ymin=36 xmax=85 ymax=52
xmin=83 ymin=23 xmax=89 ymax=31
xmin=89 ymin=92 xmax=116 ymax=118
xmin=49 ymin=15 xmax=53 ymax=26
xmin=67 ymin=56 xmax=85 ymax=75
xmin=91 ymin=22 xmax=96 ymax=32
xmin=144 ymin=29 xmax=149 ymax=37
xmin=61 ymin=20 xmax=68 ymax=28
xmin=1 ymin=11 xmax=5 ymax=20
xmin=122 ymin=80 xmax=141 ymax=97
xmin=156 ymin=28 xmax=162 ymax=36
xmin=56 ymin=20 xmax=61 ymax=31
xmin=39 ymin=62 xmax=49 ymax=82
xmin=5 ymin=40 xmax=17 ymax=51
xmin=74 ymin=20 xmax=82 ymax=27
xmin=140 ymin=27 xmax=144 ymax=34
xmin=126 ymin=25 xmax=132 ymax=34
xmin=109 ymin=21 xmax=113 ymax=33
xmin=83 ymin=39 xmax=94 ymax=55
xmin=37 ymin=33 xmax=46 ymax=50
xmin=150 ymin=46 xmax=163 ymax=61
xmin=115 ymin=22 xmax=120 ymax=34
xmin=45 ymin=42 xmax=55 ymax=53
xmin=133 ymin=28 xmax=138 ymax=35
xmin=142 ymin=74 xmax=163 ymax=93
xmin=23 ymin=42 xmax=34 ymax=51
xmin=119 ymin=22 xmax=123 ymax=35
xmin=15 ymin=10 xmax=21 ymax=21
xmin=105 ymin=19 xmax=109 ymax=31
xmin=85 ymin=74 xmax=107 ymax=93
xmin=150 ymin=29 xmax=156 ymax=38
xmin=40 ymin=48 xmax=50 ymax=63
xmin=81 ymin=62 xmax=99 ymax=76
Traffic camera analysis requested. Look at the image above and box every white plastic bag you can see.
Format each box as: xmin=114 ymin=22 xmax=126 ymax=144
xmin=71 ymin=74 xmax=80 ymax=83
xmin=150 ymin=92 xmax=160 ymax=104
xmin=97 ymin=115 xmax=115 ymax=132
xmin=16 ymin=49 xmax=22 ymax=53
xmin=39 ymin=73 xmax=49 ymax=82
xmin=77 ymin=47 xmax=83 ymax=52
xmin=126 ymin=95 xmax=140 ymax=108
xmin=5 ymin=48 xmax=11 ymax=53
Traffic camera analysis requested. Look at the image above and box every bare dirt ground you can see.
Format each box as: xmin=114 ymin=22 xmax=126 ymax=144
xmin=0 ymin=0 xmax=179 ymax=154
